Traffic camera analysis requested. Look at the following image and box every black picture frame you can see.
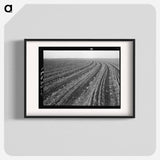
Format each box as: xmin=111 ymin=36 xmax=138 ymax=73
xmin=24 ymin=39 xmax=135 ymax=118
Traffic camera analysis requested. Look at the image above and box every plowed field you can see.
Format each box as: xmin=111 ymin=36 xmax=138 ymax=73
xmin=42 ymin=59 xmax=120 ymax=107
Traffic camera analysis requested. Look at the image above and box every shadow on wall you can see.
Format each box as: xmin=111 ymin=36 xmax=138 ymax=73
xmin=14 ymin=40 xmax=24 ymax=119
xmin=5 ymin=40 xmax=25 ymax=119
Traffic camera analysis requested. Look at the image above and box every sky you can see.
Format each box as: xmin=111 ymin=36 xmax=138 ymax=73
xmin=44 ymin=50 xmax=119 ymax=59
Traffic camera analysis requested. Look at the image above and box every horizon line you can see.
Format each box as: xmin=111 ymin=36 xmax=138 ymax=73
xmin=44 ymin=58 xmax=119 ymax=59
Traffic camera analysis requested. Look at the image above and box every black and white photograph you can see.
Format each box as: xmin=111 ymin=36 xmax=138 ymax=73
xmin=39 ymin=47 xmax=120 ymax=108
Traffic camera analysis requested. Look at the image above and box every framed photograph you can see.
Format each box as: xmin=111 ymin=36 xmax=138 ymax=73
xmin=25 ymin=39 xmax=135 ymax=118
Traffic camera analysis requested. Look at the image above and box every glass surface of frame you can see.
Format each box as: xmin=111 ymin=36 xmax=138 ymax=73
xmin=25 ymin=39 xmax=135 ymax=118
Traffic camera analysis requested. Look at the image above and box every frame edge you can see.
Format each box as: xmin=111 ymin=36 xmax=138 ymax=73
xmin=24 ymin=38 xmax=136 ymax=118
